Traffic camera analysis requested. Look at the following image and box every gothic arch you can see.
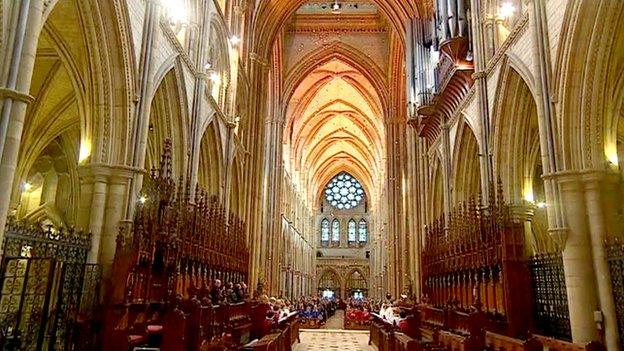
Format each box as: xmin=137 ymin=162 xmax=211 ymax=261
xmin=317 ymin=267 xmax=343 ymax=290
xmin=451 ymin=119 xmax=481 ymax=204
xmin=555 ymin=0 xmax=624 ymax=170
xmin=492 ymin=64 xmax=541 ymax=203
xmin=145 ymin=63 xmax=189 ymax=179
xmin=10 ymin=0 xmax=134 ymax=224
xmin=199 ymin=120 xmax=224 ymax=197
xmin=252 ymin=0 xmax=424 ymax=62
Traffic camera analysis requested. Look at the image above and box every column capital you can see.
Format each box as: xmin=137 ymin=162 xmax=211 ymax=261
xmin=544 ymin=168 xmax=620 ymax=185
xmin=78 ymin=163 xmax=144 ymax=183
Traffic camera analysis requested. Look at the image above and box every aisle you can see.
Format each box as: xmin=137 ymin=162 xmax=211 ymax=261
xmin=322 ymin=309 xmax=345 ymax=329
xmin=293 ymin=330 xmax=376 ymax=351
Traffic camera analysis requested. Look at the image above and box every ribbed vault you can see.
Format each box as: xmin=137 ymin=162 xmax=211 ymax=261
xmin=283 ymin=58 xmax=386 ymax=209
xmin=252 ymin=0 xmax=427 ymax=60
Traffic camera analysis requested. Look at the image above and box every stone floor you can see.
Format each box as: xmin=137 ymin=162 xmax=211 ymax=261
xmin=322 ymin=310 xmax=346 ymax=329
xmin=295 ymin=310 xmax=376 ymax=350
xmin=294 ymin=330 xmax=376 ymax=351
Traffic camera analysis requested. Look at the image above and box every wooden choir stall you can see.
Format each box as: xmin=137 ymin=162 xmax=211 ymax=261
xmin=369 ymin=183 xmax=607 ymax=351
xmin=101 ymin=141 xmax=299 ymax=351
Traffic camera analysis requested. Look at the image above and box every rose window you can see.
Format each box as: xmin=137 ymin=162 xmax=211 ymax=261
xmin=324 ymin=172 xmax=365 ymax=210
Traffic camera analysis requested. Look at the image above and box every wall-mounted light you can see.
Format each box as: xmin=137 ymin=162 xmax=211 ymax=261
xmin=498 ymin=2 xmax=516 ymax=19
xmin=229 ymin=35 xmax=241 ymax=46
xmin=536 ymin=201 xmax=546 ymax=209
xmin=606 ymin=144 xmax=619 ymax=166
xmin=204 ymin=62 xmax=212 ymax=70
xmin=332 ymin=1 xmax=341 ymax=13
xmin=523 ymin=188 xmax=534 ymax=203
xmin=79 ymin=142 xmax=91 ymax=163
xmin=22 ymin=182 xmax=32 ymax=192
xmin=139 ymin=195 xmax=148 ymax=204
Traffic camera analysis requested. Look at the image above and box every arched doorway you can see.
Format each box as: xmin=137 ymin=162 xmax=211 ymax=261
xmin=318 ymin=269 xmax=341 ymax=299
xmin=346 ymin=270 xmax=368 ymax=299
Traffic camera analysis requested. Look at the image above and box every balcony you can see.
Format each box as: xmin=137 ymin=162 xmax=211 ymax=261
xmin=411 ymin=36 xmax=474 ymax=143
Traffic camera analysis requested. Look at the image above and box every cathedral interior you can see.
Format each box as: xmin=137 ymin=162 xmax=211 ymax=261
xmin=0 ymin=0 xmax=623 ymax=350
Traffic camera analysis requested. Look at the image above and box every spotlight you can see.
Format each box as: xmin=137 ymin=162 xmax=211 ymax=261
xmin=139 ymin=195 xmax=148 ymax=204
xmin=536 ymin=201 xmax=546 ymax=209
xmin=23 ymin=182 xmax=32 ymax=192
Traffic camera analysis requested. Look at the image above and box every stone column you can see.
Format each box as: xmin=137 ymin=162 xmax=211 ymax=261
xmin=557 ymin=174 xmax=600 ymax=343
xmin=469 ymin=0 xmax=494 ymax=203
xmin=125 ymin=0 xmax=161 ymax=220
xmin=583 ymin=171 xmax=621 ymax=350
xmin=187 ymin=0 xmax=213 ymax=199
xmin=101 ymin=171 xmax=133 ymax=274
xmin=0 ymin=0 xmax=45 ymax=249
xmin=87 ymin=174 xmax=109 ymax=264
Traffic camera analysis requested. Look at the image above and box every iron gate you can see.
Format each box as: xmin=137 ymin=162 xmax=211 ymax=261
xmin=0 ymin=219 xmax=100 ymax=350
xmin=606 ymin=238 xmax=624 ymax=346
xmin=529 ymin=252 xmax=571 ymax=341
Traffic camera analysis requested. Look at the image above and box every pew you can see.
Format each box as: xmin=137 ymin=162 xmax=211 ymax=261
xmin=394 ymin=332 xmax=421 ymax=351
xmin=242 ymin=332 xmax=283 ymax=351
xmin=369 ymin=314 xmax=383 ymax=346
xmin=484 ymin=331 xmax=606 ymax=351
xmin=484 ymin=331 xmax=541 ymax=351
xmin=531 ymin=335 xmax=606 ymax=351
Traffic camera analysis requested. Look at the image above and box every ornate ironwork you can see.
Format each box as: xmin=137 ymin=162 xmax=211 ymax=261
xmin=0 ymin=217 xmax=96 ymax=350
xmin=606 ymin=237 xmax=624 ymax=346
xmin=529 ymin=252 xmax=571 ymax=341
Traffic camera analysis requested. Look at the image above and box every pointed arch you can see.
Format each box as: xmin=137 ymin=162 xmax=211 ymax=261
xmin=145 ymin=64 xmax=189 ymax=179
xmin=492 ymin=64 xmax=541 ymax=203
xmin=555 ymin=0 xmax=624 ymax=170
xmin=199 ymin=120 xmax=223 ymax=196
xmin=451 ymin=119 xmax=481 ymax=204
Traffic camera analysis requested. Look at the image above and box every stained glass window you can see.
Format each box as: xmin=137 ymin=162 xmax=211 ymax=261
xmin=348 ymin=219 xmax=356 ymax=242
xmin=358 ymin=219 xmax=367 ymax=243
xmin=324 ymin=172 xmax=365 ymax=210
xmin=321 ymin=219 xmax=330 ymax=242
xmin=331 ymin=219 xmax=340 ymax=242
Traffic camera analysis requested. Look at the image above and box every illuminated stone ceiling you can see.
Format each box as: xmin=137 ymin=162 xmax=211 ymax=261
xmin=282 ymin=1 xmax=390 ymax=210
